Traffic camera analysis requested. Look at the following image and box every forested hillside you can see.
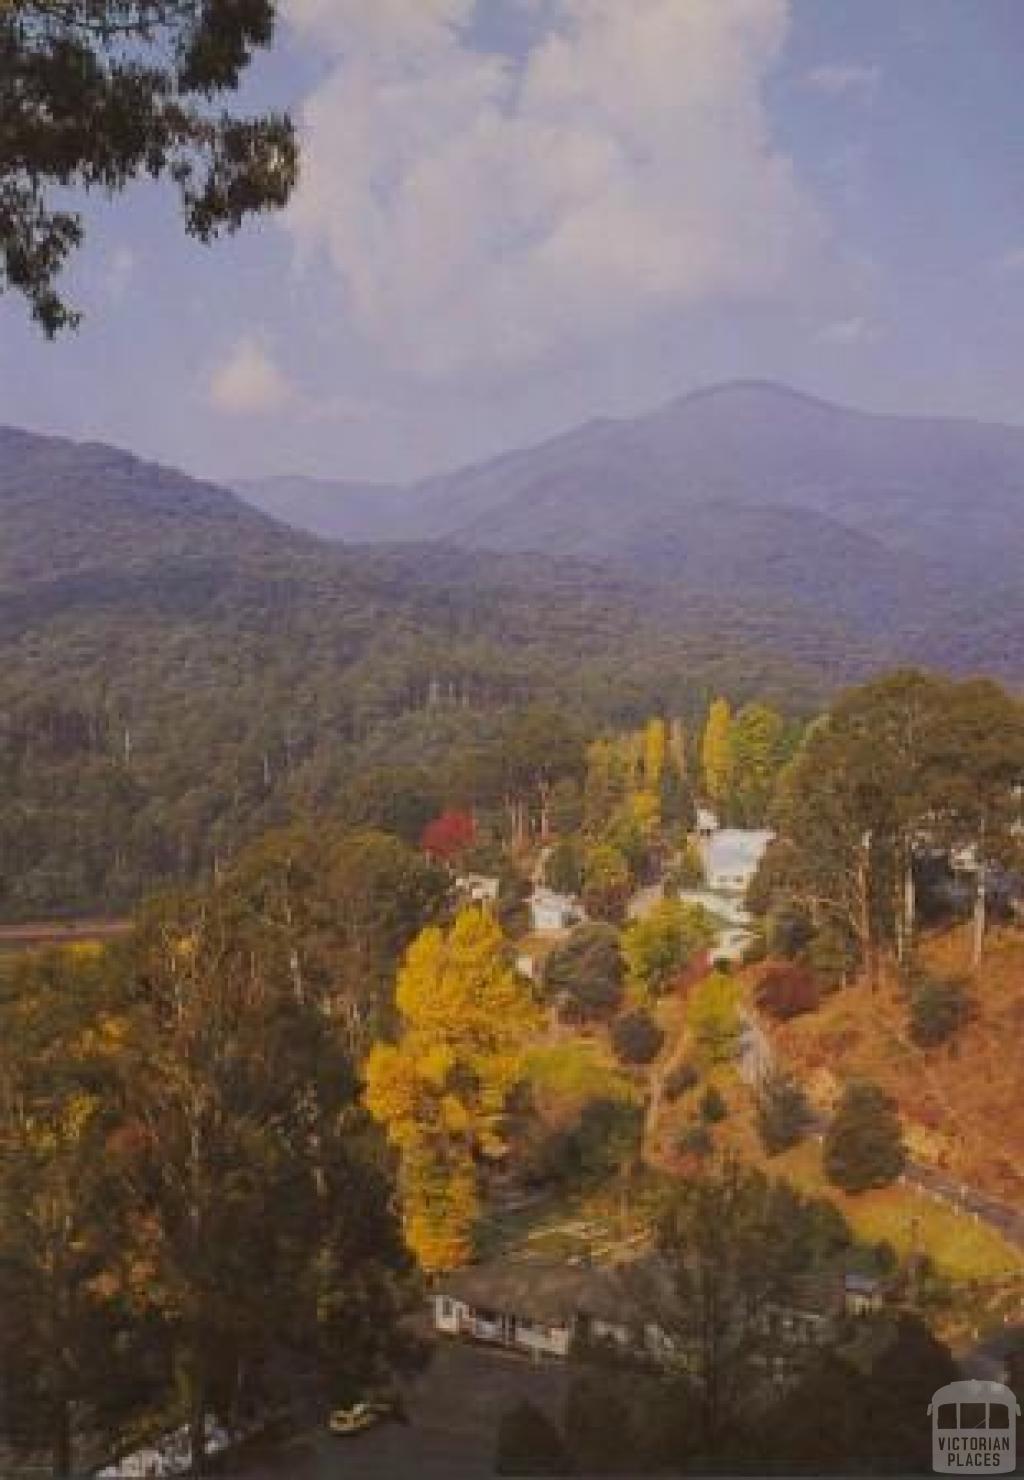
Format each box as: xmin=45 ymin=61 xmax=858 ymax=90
xmin=239 ymin=382 xmax=1024 ymax=682
xmin=0 ymin=425 xmax=819 ymax=920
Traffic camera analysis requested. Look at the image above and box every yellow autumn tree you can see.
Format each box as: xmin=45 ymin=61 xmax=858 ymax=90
xmin=643 ymin=716 xmax=668 ymax=788
xmin=365 ymin=908 xmax=542 ymax=1273
xmin=702 ymin=697 xmax=735 ymax=808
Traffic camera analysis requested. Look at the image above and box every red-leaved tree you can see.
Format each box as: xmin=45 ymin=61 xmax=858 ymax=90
xmin=421 ymin=810 xmax=477 ymax=863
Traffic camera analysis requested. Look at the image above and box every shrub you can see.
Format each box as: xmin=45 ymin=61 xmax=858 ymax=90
xmin=686 ymin=970 xmax=742 ymax=1065
xmin=532 ymin=1097 xmax=643 ymax=1191
xmin=582 ymin=843 xmax=632 ymax=924
xmin=676 ymin=1123 xmax=713 ymax=1159
xmin=543 ymin=923 xmax=624 ymax=1022
xmin=767 ymin=903 xmax=814 ymax=960
xmin=699 ymin=1084 xmax=727 ymax=1123
xmin=755 ymin=963 xmax=821 ymax=1021
xmin=824 ymin=1081 xmax=905 ymax=1194
xmin=611 ymin=1010 xmax=665 ymax=1065
xmin=496 ymin=1401 xmax=568 ymax=1476
xmin=908 ymin=975 xmax=970 ymax=1049
xmin=664 ymin=1061 xmax=700 ymax=1101
xmin=757 ymin=1071 xmax=813 ymax=1155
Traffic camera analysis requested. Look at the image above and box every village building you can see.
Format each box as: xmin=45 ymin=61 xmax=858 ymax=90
xmin=431 ymin=1260 xmax=651 ymax=1361
xmin=702 ymin=829 xmax=774 ymax=895
xmin=529 ymin=887 xmax=582 ymax=934
xmin=431 ymin=1256 xmax=865 ymax=1372
xmin=455 ymin=873 xmax=501 ymax=906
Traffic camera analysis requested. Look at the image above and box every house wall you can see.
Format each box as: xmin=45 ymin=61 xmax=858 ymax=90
xmin=432 ymin=1295 xmax=571 ymax=1358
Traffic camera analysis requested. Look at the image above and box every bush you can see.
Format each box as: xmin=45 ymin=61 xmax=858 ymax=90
xmin=908 ymin=975 xmax=970 ymax=1049
xmin=699 ymin=1085 xmax=727 ymax=1123
xmin=676 ymin=1123 xmax=713 ymax=1159
xmin=687 ymin=970 xmax=742 ymax=1066
xmin=755 ymin=963 xmax=821 ymax=1021
xmin=757 ymin=1071 xmax=813 ymax=1155
xmin=611 ymin=1010 xmax=665 ymax=1065
xmin=544 ymin=923 xmax=624 ymax=1022
xmin=533 ymin=1097 xmax=643 ymax=1191
xmin=767 ymin=903 xmax=814 ymax=960
xmin=496 ymin=1400 xmax=568 ymax=1476
xmin=824 ymin=1081 xmax=905 ymax=1194
xmin=664 ymin=1061 xmax=700 ymax=1101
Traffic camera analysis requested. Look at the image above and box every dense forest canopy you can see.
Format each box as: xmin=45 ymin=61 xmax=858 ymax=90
xmin=0 ymin=426 xmax=821 ymax=920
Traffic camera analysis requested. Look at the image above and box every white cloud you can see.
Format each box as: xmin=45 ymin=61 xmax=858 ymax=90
xmin=208 ymin=337 xmax=296 ymax=415
xmin=804 ymin=62 xmax=880 ymax=102
xmin=283 ymin=0 xmax=831 ymax=377
xmin=816 ymin=315 xmax=880 ymax=347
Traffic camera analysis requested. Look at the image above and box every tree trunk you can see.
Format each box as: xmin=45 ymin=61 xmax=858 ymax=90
xmin=971 ymin=864 xmax=986 ymax=969
xmin=858 ymin=831 xmax=878 ymax=990
xmin=904 ymin=856 xmax=916 ymax=954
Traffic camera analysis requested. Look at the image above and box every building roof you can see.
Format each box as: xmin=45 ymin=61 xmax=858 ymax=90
xmin=704 ymin=829 xmax=774 ymax=879
xmin=437 ymin=1258 xmax=660 ymax=1328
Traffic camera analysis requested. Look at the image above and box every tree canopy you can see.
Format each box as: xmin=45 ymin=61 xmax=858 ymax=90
xmin=2 ymin=0 xmax=296 ymax=332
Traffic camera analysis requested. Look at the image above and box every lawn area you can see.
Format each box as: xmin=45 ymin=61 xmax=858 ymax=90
xmin=524 ymin=1037 xmax=640 ymax=1106
xmin=769 ymin=1139 xmax=1020 ymax=1283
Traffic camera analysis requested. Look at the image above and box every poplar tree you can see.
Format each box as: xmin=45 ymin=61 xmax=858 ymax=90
xmin=701 ymin=698 xmax=734 ymax=810
xmin=365 ymin=909 xmax=541 ymax=1272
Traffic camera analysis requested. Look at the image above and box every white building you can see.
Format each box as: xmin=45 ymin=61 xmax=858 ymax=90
xmin=432 ymin=1261 xmax=638 ymax=1361
xmin=455 ymin=873 xmax=501 ymax=906
xmin=702 ymin=829 xmax=774 ymax=895
xmin=529 ymin=888 xmax=581 ymax=934
xmin=696 ymin=806 xmax=720 ymax=837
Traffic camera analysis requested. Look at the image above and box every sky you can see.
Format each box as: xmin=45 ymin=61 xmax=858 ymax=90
xmin=3 ymin=0 xmax=1024 ymax=485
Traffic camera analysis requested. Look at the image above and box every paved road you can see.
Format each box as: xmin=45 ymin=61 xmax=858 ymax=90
xmin=232 ymin=1342 xmax=568 ymax=1480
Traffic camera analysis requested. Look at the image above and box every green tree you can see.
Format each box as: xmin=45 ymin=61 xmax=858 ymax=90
xmin=0 ymin=948 xmax=146 ymax=1477
xmin=121 ymin=879 xmax=415 ymax=1473
xmin=686 ymin=970 xmax=742 ymax=1066
xmin=543 ymin=922 xmax=624 ymax=1022
xmin=756 ymin=1071 xmax=813 ymax=1155
xmin=621 ymin=899 xmax=714 ymax=996
xmin=908 ymin=974 xmax=970 ymax=1049
xmin=824 ymin=1081 xmax=905 ymax=1193
xmin=3 ymin=0 xmax=297 ymax=333
xmin=651 ymin=1162 xmax=851 ymax=1458
xmin=582 ymin=842 xmax=632 ymax=923
xmin=730 ymin=702 xmax=785 ymax=825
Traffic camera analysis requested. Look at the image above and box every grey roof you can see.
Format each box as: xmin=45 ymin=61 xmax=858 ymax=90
xmin=438 ymin=1258 xmax=663 ymax=1328
xmin=704 ymin=829 xmax=774 ymax=878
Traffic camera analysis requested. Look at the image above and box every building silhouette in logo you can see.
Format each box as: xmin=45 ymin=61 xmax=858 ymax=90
xmin=929 ymin=1379 xmax=1019 ymax=1474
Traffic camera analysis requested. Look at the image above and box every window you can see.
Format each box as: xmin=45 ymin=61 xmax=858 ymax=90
xmin=937 ymin=1404 xmax=958 ymax=1431
xmin=989 ymin=1404 xmax=1010 ymax=1431
xmin=960 ymin=1404 xmax=987 ymax=1431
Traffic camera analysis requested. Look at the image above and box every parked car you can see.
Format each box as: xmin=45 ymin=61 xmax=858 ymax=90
xmin=328 ymin=1397 xmax=399 ymax=1437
